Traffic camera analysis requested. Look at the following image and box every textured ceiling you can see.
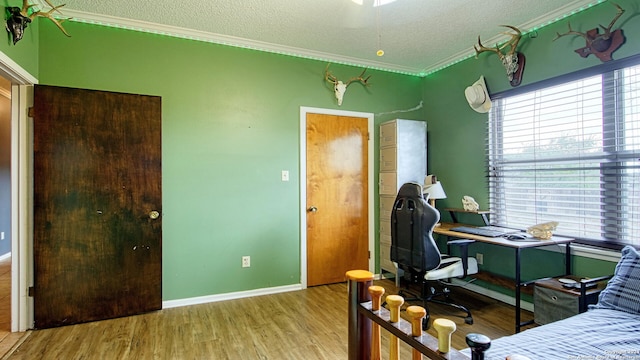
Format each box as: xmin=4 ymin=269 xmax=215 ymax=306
xmin=48 ymin=0 xmax=600 ymax=75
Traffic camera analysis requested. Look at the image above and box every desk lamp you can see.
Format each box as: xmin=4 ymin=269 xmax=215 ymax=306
xmin=423 ymin=181 xmax=447 ymax=208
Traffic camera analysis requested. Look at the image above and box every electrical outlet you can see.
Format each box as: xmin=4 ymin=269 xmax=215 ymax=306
xmin=242 ymin=256 xmax=251 ymax=268
xmin=476 ymin=253 xmax=484 ymax=265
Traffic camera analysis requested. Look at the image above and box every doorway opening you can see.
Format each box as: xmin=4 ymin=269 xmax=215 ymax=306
xmin=0 ymin=75 xmax=11 ymax=342
xmin=0 ymin=50 xmax=39 ymax=339
xmin=299 ymin=107 xmax=375 ymax=288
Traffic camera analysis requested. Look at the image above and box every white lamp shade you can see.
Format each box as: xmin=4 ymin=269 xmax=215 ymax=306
xmin=423 ymin=181 xmax=447 ymax=200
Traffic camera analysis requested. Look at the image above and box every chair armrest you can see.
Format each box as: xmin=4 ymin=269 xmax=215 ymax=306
xmin=447 ymin=239 xmax=476 ymax=246
xmin=447 ymin=239 xmax=476 ymax=277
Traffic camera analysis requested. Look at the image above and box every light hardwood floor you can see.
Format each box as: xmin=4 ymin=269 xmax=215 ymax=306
xmin=0 ymin=257 xmax=23 ymax=359
xmin=0 ymin=276 xmax=530 ymax=359
xmin=0 ymin=257 xmax=9 ymax=332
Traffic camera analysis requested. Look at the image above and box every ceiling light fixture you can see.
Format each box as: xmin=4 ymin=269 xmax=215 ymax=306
xmin=351 ymin=0 xmax=397 ymax=6
xmin=375 ymin=0 xmax=384 ymax=56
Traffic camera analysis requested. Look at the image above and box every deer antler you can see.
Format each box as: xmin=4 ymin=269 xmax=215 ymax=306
xmin=599 ymin=2 xmax=624 ymax=37
xmin=553 ymin=21 xmax=589 ymax=42
xmin=324 ymin=64 xmax=371 ymax=106
xmin=474 ymin=25 xmax=525 ymax=86
xmin=21 ymin=0 xmax=72 ymax=37
xmin=324 ymin=64 xmax=338 ymax=85
xmin=43 ymin=0 xmax=64 ymax=13
xmin=554 ymin=3 xmax=624 ymax=42
xmin=345 ymin=68 xmax=371 ymax=87
xmin=474 ymin=38 xmax=501 ymax=59
xmin=474 ymin=25 xmax=522 ymax=61
xmin=499 ymin=25 xmax=522 ymax=55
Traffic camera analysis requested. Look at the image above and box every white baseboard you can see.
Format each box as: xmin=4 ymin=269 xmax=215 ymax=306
xmin=163 ymin=275 xmax=533 ymax=315
xmin=450 ymin=278 xmax=534 ymax=312
xmin=377 ymin=272 xmax=534 ymax=312
xmin=0 ymin=252 xmax=10 ymax=261
xmin=162 ymin=284 xmax=303 ymax=309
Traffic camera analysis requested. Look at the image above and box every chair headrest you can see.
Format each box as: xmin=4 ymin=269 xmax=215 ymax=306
xmin=397 ymin=182 xmax=423 ymax=198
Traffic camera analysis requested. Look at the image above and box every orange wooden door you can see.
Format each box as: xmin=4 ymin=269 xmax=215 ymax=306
xmin=306 ymin=113 xmax=369 ymax=286
xmin=32 ymin=85 xmax=162 ymax=329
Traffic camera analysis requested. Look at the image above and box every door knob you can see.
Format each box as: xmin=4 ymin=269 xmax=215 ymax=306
xmin=307 ymin=206 xmax=318 ymax=213
xmin=149 ymin=210 xmax=160 ymax=219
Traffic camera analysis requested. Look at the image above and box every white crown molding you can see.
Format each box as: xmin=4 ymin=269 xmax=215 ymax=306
xmin=420 ymin=0 xmax=603 ymax=75
xmin=64 ymin=0 xmax=602 ymax=78
xmin=62 ymin=9 xmax=422 ymax=76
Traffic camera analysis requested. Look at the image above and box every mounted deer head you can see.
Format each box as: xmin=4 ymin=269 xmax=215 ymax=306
xmin=474 ymin=25 xmax=525 ymax=87
xmin=324 ymin=64 xmax=371 ymax=106
xmin=6 ymin=0 xmax=71 ymax=45
xmin=553 ymin=3 xmax=625 ymax=62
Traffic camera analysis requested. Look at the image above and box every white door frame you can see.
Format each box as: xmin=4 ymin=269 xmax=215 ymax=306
xmin=0 ymin=51 xmax=37 ymax=332
xmin=299 ymin=107 xmax=375 ymax=289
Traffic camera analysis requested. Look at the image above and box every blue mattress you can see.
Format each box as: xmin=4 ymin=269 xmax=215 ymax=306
xmin=462 ymin=308 xmax=640 ymax=359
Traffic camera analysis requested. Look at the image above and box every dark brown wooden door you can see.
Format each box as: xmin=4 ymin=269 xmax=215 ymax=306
xmin=32 ymin=85 xmax=162 ymax=329
xmin=306 ymin=113 xmax=369 ymax=286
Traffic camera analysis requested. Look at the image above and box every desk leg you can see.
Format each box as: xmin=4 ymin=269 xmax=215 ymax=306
xmin=514 ymin=247 xmax=522 ymax=333
xmin=565 ymin=243 xmax=572 ymax=275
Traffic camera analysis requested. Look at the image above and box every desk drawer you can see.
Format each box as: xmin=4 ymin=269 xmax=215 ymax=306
xmin=380 ymin=147 xmax=397 ymax=171
xmin=379 ymin=172 xmax=397 ymax=195
xmin=380 ymin=121 xmax=397 ymax=148
xmin=380 ymin=219 xmax=390 ymax=236
xmin=379 ymin=195 xmax=395 ymax=222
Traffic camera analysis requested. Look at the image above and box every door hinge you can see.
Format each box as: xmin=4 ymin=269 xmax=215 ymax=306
xmin=367 ymin=132 xmax=370 ymax=141
xmin=28 ymin=107 xmax=34 ymax=118
xmin=28 ymin=286 xmax=34 ymax=297
xmin=368 ymin=250 xmax=371 ymax=259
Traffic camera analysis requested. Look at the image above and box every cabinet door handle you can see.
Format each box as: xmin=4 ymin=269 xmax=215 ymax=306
xmin=307 ymin=206 xmax=318 ymax=213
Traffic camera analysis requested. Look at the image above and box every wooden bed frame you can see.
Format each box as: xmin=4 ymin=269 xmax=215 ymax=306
xmin=346 ymin=270 xmax=490 ymax=360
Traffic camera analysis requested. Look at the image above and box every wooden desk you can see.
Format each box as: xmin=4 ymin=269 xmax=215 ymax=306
xmin=434 ymin=222 xmax=575 ymax=333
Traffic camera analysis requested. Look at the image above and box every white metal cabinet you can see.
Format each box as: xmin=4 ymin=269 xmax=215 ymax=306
xmin=378 ymin=119 xmax=427 ymax=275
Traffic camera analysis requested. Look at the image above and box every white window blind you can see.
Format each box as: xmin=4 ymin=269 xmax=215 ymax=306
xmin=488 ymin=64 xmax=640 ymax=247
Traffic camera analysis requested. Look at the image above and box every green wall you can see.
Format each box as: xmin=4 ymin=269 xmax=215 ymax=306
xmin=424 ymin=0 xmax=640 ymax=283
xmin=3 ymin=1 xmax=635 ymax=302
xmin=36 ymin=21 xmax=423 ymax=300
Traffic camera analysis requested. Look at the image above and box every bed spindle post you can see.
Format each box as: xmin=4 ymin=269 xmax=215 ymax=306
xmin=466 ymin=333 xmax=491 ymax=360
xmin=433 ymin=318 xmax=456 ymax=353
xmin=406 ymin=306 xmax=427 ymax=360
xmin=368 ymin=285 xmax=385 ymax=360
xmin=386 ymin=294 xmax=405 ymax=360
xmin=346 ymin=270 xmax=374 ymax=360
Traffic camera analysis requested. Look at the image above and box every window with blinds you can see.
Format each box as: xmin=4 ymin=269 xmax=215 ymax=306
xmin=488 ymin=63 xmax=640 ymax=248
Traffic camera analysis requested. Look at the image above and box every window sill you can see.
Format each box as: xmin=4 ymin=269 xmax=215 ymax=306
xmin=544 ymin=243 xmax=621 ymax=263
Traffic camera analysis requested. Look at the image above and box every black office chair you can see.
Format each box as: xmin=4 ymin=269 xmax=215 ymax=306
xmin=390 ymin=182 xmax=478 ymax=329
